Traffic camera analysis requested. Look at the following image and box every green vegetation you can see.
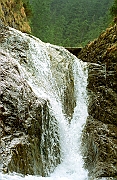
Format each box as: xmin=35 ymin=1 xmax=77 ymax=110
xmin=110 ymin=0 xmax=117 ymax=18
xmin=29 ymin=0 xmax=113 ymax=47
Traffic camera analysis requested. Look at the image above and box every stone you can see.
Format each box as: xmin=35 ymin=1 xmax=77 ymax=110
xmin=0 ymin=25 xmax=76 ymax=176
xmin=0 ymin=51 xmax=60 ymax=176
xmin=79 ymin=25 xmax=117 ymax=179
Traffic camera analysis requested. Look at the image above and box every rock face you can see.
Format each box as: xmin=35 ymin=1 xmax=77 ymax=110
xmin=0 ymin=27 xmax=60 ymax=176
xmin=0 ymin=50 xmax=62 ymax=176
xmin=47 ymin=45 xmax=76 ymax=119
xmin=78 ymin=25 xmax=117 ymax=179
xmin=0 ymin=0 xmax=31 ymax=33
xmin=0 ymin=25 xmax=76 ymax=176
xmin=0 ymin=51 xmax=45 ymax=175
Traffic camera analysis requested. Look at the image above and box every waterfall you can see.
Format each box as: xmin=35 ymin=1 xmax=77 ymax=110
xmin=0 ymin=28 xmax=88 ymax=180
xmin=50 ymin=58 xmax=88 ymax=180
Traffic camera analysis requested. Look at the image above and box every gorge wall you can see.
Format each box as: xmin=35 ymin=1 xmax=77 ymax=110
xmin=78 ymin=25 xmax=117 ymax=179
xmin=0 ymin=8 xmax=117 ymax=179
xmin=0 ymin=0 xmax=31 ymax=33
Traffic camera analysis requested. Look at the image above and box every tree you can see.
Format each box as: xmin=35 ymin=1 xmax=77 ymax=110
xmin=29 ymin=0 xmax=53 ymax=42
xmin=29 ymin=0 xmax=113 ymax=46
xmin=110 ymin=0 xmax=117 ymax=18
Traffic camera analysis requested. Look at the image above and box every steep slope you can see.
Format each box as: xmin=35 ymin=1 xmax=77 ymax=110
xmin=29 ymin=0 xmax=113 ymax=46
xmin=0 ymin=0 xmax=31 ymax=33
xmin=78 ymin=25 xmax=117 ymax=179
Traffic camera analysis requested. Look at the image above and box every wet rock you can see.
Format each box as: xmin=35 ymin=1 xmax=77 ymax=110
xmin=79 ymin=25 xmax=117 ymax=179
xmin=47 ymin=45 xmax=76 ymax=120
xmin=0 ymin=51 xmax=42 ymax=175
xmin=0 ymin=25 xmax=76 ymax=176
xmin=0 ymin=51 xmax=60 ymax=176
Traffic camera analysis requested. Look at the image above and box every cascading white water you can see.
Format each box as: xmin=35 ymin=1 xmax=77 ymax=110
xmin=0 ymin=28 xmax=89 ymax=180
xmin=49 ymin=58 xmax=88 ymax=180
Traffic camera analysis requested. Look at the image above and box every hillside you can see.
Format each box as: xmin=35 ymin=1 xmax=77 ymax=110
xmin=0 ymin=0 xmax=31 ymax=33
xmin=30 ymin=0 xmax=113 ymax=46
xmin=0 ymin=0 xmax=114 ymax=46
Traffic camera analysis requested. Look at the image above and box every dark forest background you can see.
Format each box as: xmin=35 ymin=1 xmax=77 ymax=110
xmin=28 ymin=0 xmax=114 ymax=47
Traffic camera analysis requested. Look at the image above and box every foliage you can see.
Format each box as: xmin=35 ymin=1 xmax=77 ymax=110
xmin=29 ymin=0 xmax=113 ymax=47
xmin=110 ymin=0 xmax=117 ymax=17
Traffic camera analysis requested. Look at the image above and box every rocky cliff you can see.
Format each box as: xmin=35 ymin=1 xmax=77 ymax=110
xmin=0 ymin=14 xmax=117 ymax=180
xmin=0 ymin=25 xmax=77 ymax=177
xmin=78 ymin=25 xmax=117 ymax=179
xmin=0 ymin=42 xmax=60 ymax=177
xmin=0 ymin=0 xmax=31 ymax=33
